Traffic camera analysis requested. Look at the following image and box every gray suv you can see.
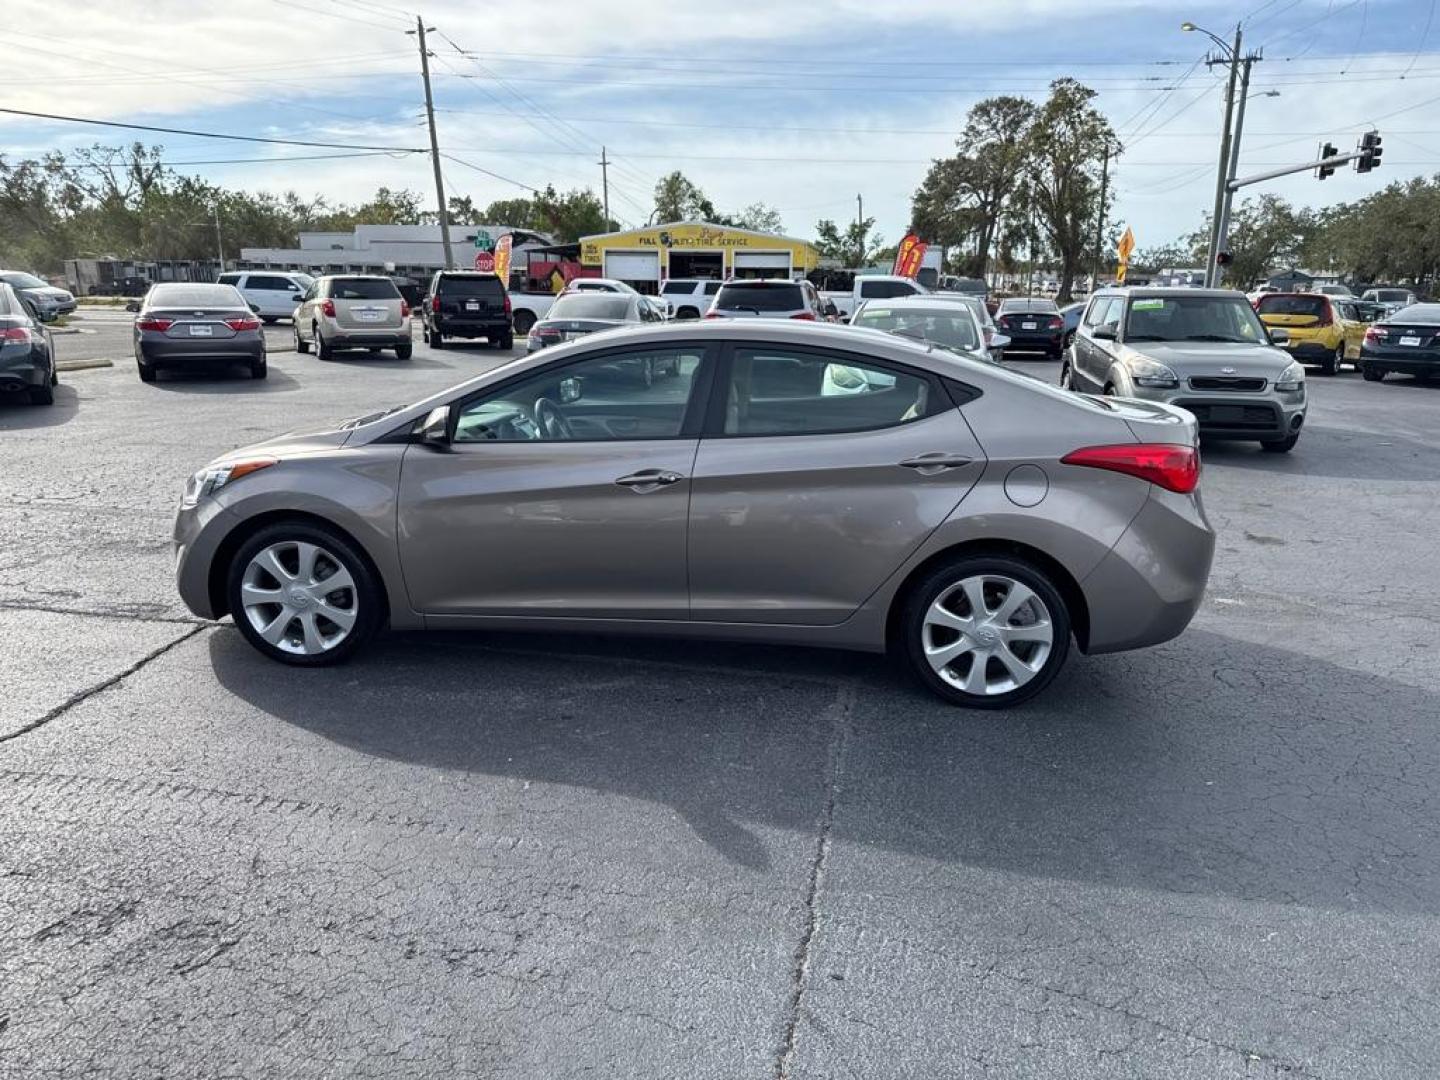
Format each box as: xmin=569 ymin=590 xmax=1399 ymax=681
xmin=1065 ymin=287 xmax=1307 ymax=453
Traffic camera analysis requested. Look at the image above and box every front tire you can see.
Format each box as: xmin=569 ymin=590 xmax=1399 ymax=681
xmin=226 ymin=522 xmax=382 ymax=667
xmin=900 ymin=556 xmax=1071 ymax=709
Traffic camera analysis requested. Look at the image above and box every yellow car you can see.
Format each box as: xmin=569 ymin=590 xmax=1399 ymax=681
xmin=1254 ymin=293 xmax=1364 ymax=375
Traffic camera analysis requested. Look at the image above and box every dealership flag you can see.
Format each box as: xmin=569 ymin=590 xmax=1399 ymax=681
xmin=1115 ymin=225 xmax=1135 ymax=284
xmin=893 ymin=234 xmax=928 ymax=279
xmin=494 ymin=233 xmax=513 ymax=283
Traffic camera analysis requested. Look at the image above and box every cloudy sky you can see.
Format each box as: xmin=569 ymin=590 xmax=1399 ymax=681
xmin=3 ymin=0 xmax=1437 ymax=251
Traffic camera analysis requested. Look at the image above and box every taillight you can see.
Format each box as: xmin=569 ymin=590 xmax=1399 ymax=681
xmin=704 ymin=311 xmax=725 ymax=319
xmin=224 ymin=316 xmax=261 ymax=332
xmin=1365 ymin=326 xmax=1387 ymax=344
xmin=321 ymin=299 xmax=336 ymax=318
xmin=503 ymin=293 xmax=512 ymax=314
xmin=136 ymin=317 xmax=173 ymax=332
xmin=0 ymin=326 xmax=34 ymax=343
xmin=431 ymin=295 xmax=441 ymax=313
xmin=1047 ymin=317 xmax=1063 ymax=330
xmin=1316 ymin=302 xmax=1333 ymax=326
xmin=400 ymin=300 xmax=410 ymax=318
xmin=791 ymin=311 xmax=816 ymax=320
xmin=1061 ymin=443 xmax=1200 ymax=494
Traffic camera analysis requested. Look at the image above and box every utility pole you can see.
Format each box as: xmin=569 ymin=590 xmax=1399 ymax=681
xmin=1212 ymin=55 xmax=1259 ymax=287
xmin=1202 ymin=22 xmax=1242 ymax=288
xmin=410 ymin=17 xmax=454 ymax=269
xmin=1088 ymin=143 xmax=1113 ymax=293
xmin=213 ymin=204 xmax=224 ymax=270
xmin=598 ymin=146 xmax=610 ymax=226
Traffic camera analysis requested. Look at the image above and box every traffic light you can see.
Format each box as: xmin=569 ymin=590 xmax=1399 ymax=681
xmin=1216 ymin=252 xmax=1234 ymax=268
xmin=1357 ymin=130 xmax=1383 ymax=173
xmin=1317 ymin=143 xmax=1339 ymax=180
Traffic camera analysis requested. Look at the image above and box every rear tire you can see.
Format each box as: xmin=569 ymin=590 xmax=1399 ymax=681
xmin=250 ymin=359 xmax=267 ymax=380
xmin=226 ymin=521 xmax=383 ymax=667
xmin=431 ymin=330 xmax=444 ymax=349
xmin=495 ymin=333 xmax=513 ymax=350
xmin=900 ymin=555 xmax=1071 ymax=709
xmin=1262 ymin=433 xmax=1300 ymax=453
xmin=1322 ymin=345 xmax=1342 ymax=376
xmin=395 ymin=341 xmax=413 ymax=360
xmin=138 ymin=361 xmax=157 ymax=383
xmin=512 ymin=310 xmax=536 ymax=335
xmin=316 ymin=325 xmax=333 ymax=362
xmin=1361 ymin=362 xmax=1385 ymax=382
xmin=29 ymin=383 xmax=54 ymax=406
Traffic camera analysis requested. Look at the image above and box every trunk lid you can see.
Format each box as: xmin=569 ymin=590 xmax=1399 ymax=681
xmin=1085 ymin=394 xmax=1200 ymax=446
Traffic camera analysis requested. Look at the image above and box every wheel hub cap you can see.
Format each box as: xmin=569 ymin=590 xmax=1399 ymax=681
xmin=240 ymin=540 xmax=358 ymax=656
xmin=921 ymin=574 xmax=1055 ymax=696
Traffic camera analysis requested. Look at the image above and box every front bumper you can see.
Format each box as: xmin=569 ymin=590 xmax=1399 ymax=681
xmin=173 ymin=498 xmax=237 ymax=620
xmin=1361 ymin=344 xmax=1440 ymax=375
xmin=1132 ymin=385 xmax=1305 ymax=441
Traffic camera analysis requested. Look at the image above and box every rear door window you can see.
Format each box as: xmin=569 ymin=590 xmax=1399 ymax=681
xmin=722 ymin=347 xmax=936 ymax=436
xmin=217 ymin=273 xmax=243 ymax=286
xmin=703 ymin=281 xmax=722 ymax=295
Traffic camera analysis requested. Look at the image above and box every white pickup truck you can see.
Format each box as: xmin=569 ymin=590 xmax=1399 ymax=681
xmin=821 ymin=275 xmax=928 ymax=320
xmin=506 ymin=291 xmax=558 ymax=335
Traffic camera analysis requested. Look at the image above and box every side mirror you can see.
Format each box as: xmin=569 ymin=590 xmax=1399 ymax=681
xmin=124 ymin=299 xmax=140 ymax=312
xmin=989 ymin=332 xmax=1011 ymax=350
xmin=417 ymin=405 xmax=452 ymax=449
xmin=1267 ymin=327 xmax=1290 ymax=346
xmin=559 ymin=376 xmax=584 ymax=404
xmin=249 ymin=302 xmax=261 ymax=313
xmin=1092 ymin=324 xmax=1118 ymax=341
xmin=823 ymin=301 xmax=839 ymax=317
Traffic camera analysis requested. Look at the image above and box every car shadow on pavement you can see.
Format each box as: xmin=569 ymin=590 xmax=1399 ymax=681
xmin=321 ymin=353 xmax=451 ymax=370
xmin=1201 ymin=426 xmax=1440 ymax=481
xmin=151 ymin=368 xmax=303 ymax=394
xmin=0 ymin=383 xmax=79 ymax=428
xmin=207 ymin=625 xmax=1440 ymax=911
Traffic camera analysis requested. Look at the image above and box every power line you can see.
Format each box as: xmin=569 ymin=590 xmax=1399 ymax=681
xmin=0 ymin=107 xmax=428 ymax=152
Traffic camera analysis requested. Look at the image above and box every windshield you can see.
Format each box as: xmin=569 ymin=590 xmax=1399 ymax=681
xmin=549 ymin=294 xmax=633 ymax=320
xmin=148 ymin=284 xmax=246 ymax=308
xmin=854 ymin=306 xmax=981 ymax=352
xmin=715 ymin=283 xmax=804 ymax=312
xmin=1125 ymin=295 xmax=1268 ymax=342
xmin=2 ymin=272 xmax=48 ymax=290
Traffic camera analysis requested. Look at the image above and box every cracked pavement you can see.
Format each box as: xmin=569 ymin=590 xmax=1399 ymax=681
xmin=1 ymin=313 xmax=1437 ymax=1078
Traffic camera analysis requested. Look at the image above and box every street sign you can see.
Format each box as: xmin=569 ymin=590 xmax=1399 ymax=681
xmin=473 ymin=230 xmax=493 ymax=250
xmin=474 ymin=250 xmax=495 ymax=272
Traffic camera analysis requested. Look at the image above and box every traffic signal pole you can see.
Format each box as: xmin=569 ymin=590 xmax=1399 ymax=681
xmin=1203 ymin=23 xmax=1242 ymax=289
xmin=1211 ymin=55 xmax=1254 ymax=287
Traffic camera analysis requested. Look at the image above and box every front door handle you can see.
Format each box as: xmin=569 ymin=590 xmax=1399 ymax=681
xmin=614 ymin=469 xmax=685 ymax=493
xmin=898 ymin=453 xmax=974 ymax=475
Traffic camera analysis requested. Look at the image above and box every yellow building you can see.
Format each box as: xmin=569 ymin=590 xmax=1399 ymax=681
xmin=579 ymin=220 xmax=821 ymax=292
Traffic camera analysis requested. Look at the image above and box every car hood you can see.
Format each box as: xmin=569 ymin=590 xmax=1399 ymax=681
xmin=27 ymin=286 xmax=73 ymax=300
xmin=1121 ymin=340 xmax=1294 ymax=376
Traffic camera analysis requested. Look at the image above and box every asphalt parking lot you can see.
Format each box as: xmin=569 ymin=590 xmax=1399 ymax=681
xmin=2 ymin=308 xmax=1438 ymax=1079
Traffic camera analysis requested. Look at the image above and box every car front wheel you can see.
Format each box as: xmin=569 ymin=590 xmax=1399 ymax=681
xmin=901 ymin=556 xmax=1071 ymax=709
xmin=227 ymin=522 xmax=382 ymax=666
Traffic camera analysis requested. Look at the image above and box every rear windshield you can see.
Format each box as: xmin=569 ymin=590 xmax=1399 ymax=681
xmin=438 ymin=275 xmax=504 ymax=298
xmin=549 ymin=295 xmax=633 ymax=320
xmin=1256 ymin=295 xmax=1327 ymax=318
xmin=662 ymin=281 xmax=697 ymax=295
xmin=715 ymin=282 xmax=804 ymax=312
xmin=1374 ymin=289 xmax=1411 ymax=302
xmin=329 ymin=278 xmax=400 ymax=300
xmin=148 ymin=284 xmax=245 ymax=308
xmin=999 ymin=299 xmax=1059 ymax=314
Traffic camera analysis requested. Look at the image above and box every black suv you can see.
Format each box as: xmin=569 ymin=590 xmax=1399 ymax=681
xmin=421 ymin=271 xmax=513 ymax=349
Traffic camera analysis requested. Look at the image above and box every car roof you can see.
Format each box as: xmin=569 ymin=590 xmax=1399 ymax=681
xmin=719 ymin=278 xmax=800 ymax=286
xmin=855 ymin=296 xmax=976 ymax=310
xmin=320 ymin=273 xmax=390 ymax=280
xmin=1093 ymin=286 xmax=1247 ymax=300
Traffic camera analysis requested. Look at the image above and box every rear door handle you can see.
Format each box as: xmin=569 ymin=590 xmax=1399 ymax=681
xmin=898 ymin=453 xmax=974 ymax=475
xmin=614 ymin=469 xmax=685 ymax=493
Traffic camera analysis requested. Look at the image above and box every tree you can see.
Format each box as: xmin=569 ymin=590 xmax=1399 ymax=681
xmin=652 ymin=170 xmax=715 ymax=222
xmin=481 ymin=196 xmax=544 ymax=230
xmin=1022 ymin=79 xmax=1117 ymax=303
xmin=1133 ymin=242 xmax=1195 ymax=273
xmin=732 ymin=202 xmax=783 ymax=233
xmin=814 ymin=216 xmax=885 ymax=267
xmin=1185 ymin=194 xmax=1312 ymax=289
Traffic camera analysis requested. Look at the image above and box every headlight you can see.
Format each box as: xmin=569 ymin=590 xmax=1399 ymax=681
xmin=1130 ymin=356 xmax=1180 ymax=389
xmin=1276 ymin=361 xmax=1305 ymax=392
xmin=180 ymin=458 xmax=276 ymax=509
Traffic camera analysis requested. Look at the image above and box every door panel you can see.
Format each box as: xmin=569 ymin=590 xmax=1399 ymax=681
xmin=689 ymin=410 xmax=986 ymax=625
xmin=398 ymin=440 xmax=697 ymax=618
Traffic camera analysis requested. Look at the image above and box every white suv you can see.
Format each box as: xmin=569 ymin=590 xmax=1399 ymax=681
xmin=216 ymin=271 xmax=313 ymax=323
xmin=660 ymin=278 xmax=722 ymax=319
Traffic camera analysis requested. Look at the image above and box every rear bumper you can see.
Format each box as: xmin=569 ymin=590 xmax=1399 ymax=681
xmin=432 ymin=316 xmax=510 ymax=338
xmin=324 ymin=328 xmax=410 ymax=347
xmin=0 ymin=352 xmax=50 ymax=389
xmin=1082 ymin=488 xmax=1216 ymax=654
xmin=1001 ymin=330 xmax=1064 ymax=351
xmin=138 ymin=337 xmax=265 ymax=364
xmin=1361 ymin=345 xmax=1440 ymax=374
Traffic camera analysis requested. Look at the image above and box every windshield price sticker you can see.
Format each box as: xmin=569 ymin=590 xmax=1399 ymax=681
xmin=1132 ymin=298 xmax=1166 ymax=311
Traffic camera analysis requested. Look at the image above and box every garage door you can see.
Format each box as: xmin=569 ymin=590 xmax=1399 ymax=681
xmin=603 ymin=251 xmax=660 ymax=283
xmin=734 ymin=252 xmax=791 ymax=272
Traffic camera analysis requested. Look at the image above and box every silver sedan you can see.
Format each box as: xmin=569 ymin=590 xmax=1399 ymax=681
xmin=173 ymin=321 xmax=1215 ymax=708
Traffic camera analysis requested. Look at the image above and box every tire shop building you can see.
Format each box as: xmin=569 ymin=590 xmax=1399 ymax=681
xmin=578 ymin=221 xmax=821 ymax=293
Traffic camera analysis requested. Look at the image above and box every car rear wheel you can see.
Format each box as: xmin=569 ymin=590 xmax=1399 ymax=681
xmin=494 ymin=332 xmax=513 ymax=350
xmin=430 ymin=329 xmax=445 ymax=349
xmin=901 ymin=556 xmax=1071 ymax=709
xmin=1362 ymin=363 xmax=1385 ymax=382
xmin=315 ymin=325 xmax=333 ymax=361
xmin=250 ymin=358 xmax=267 ymax=380
xmin=227 ymin=523 xmax=382 ymax=667
xmin=512 ymin=311 xmax=536 ymax=335
xmin=29 ymin=383 xmax=54 ymax=406
xmin=138 ymin=361 xmax=157 ymax=383
xmin=294 ymin=323 xmax=309 ymax=354
xmin=1322 ymin=345 xmax=1342 ymax=376
xmin=395 ymin=341 xmax=413 ymax=360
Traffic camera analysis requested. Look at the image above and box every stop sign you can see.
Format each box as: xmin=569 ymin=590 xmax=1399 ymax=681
xmin=474 ymin=250 xmax=495 ymax=272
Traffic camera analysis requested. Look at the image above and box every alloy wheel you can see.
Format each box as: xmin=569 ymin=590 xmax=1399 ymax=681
xmin=240 ymin=540 xmax=358 ymax=656
xmin=921 ymin=574 xmax=1054 ymax=696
